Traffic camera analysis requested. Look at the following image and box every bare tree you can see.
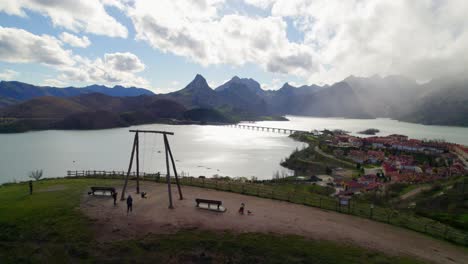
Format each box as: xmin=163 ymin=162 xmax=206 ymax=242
xmin=29 ymin=169 xmax=43 ymax=181
xmin=272 ymin=170 xmax=280 ymax=180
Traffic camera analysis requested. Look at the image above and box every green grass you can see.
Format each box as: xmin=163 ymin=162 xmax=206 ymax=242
xmin=0 ymin=178 xmax=425 ymax=263
xmin=265 ymin=181 xmax=335 ymax=196
xmin=94 ymin=231 xmax=423 ymax=264
xmin=0 ymin=178 xmax=118 ymax=262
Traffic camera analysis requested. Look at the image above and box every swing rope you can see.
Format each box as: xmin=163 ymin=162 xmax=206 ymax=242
xmin=141 ymin=133 xmax=146 ymax=176
xmin=150 ymin=133 xmax=157 ymax=175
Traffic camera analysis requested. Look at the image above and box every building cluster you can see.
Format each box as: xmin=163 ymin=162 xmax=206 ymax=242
xmin=319 ymin=133 xmax=468 ymax=196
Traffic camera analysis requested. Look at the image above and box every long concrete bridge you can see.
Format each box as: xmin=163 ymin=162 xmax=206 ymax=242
xmin=226 ymin=124 xmax=318 ymax=135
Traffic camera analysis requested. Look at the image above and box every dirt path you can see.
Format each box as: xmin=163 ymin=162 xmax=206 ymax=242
xmin=314 ymin=146 xmax=355 ymax=167
xmin=400 ymin=186 xmax=432 ymax=200
xmin=81 ymin=182 xmax=468 ymax=264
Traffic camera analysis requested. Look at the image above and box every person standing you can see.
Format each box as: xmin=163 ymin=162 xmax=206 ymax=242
xmin=112 ymin=192 xmax=117 ymax=206
xmin=126 ymin=195 xmax=133 ymax=215
xmin=29 ymin=180 xmax=33 ymax=195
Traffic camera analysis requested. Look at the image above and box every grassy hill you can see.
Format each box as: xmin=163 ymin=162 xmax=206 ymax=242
xmin=0 ymin=94 xmax=221 ymax=132
xmin=0 ymin=96 xmax=18 ymax=108
xmin=0 ymin=96 xmax=88 ymax=118
xmin=0 ymin=178 xmax=423 ymax=263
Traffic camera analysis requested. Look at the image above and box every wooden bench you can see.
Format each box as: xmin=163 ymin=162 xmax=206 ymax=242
xmin=195 ymin=198 xmax=226 ymax=212
xmin=89 ymin=186 xmax=116 ymax=196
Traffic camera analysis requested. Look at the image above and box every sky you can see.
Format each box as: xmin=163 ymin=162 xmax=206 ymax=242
xmin=0 ymin=0 xmax=467 ymax=93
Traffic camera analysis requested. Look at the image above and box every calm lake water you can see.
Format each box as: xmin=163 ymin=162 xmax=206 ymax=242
xmin=0 ymin=123 xmax=303 ymax=184
xmin=1 ymin=116 xmax=467 ymax=184
xmin=258 ymin=116 xmax=468 ymax=145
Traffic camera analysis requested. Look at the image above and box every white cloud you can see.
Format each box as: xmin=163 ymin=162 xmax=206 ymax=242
xmin=0 ymin=69 xmax=19 ymax=80
xmin=103 ymin=52 xmax=145 ymax=72
xmin=58 ymin=52 xmax=149 ymax=87
xmin=0 ymin=27 xmax=149 ymax=88
xmin=4 ymin=0 xmax=468 ymax=87
xmin=42 ymin=78 xmax=67 ymax=87
xmin=0 ymin=0 xmax=127 ymax=38
xmin=59 ymin=32 xmax=91 ymax=48
xmin=244 ymin=0 xmax=275 ymax=9
xmin=0 ymin=26 xmax=74 ymax=66
xmin=261 ymin=77 xmax=290 ymax=90
xmin=127 ymin=0 xmax=318 ymax=79
xmin=256 ymin=0 xmax=468 ymax=84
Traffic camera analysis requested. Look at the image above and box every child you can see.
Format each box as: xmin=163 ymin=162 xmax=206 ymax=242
xmin=238 ymin=203 xmax=245 ymax=215
xmin=112 ymin=192 xmax=117 ymax=206
xmin=126 ymin=195 xmax=133 ymax=214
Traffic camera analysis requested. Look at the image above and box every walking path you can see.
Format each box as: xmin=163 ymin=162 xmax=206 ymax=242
xmin=81 ymin=182 xmax=468 ymax=264
xmin=314 ymin=145 xmax=355 ymax=167
xmin=400 ymin=185 xmax=432 ymax=200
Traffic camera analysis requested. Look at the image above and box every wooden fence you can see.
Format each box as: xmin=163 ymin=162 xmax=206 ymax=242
xmin=66 ymin=170 xmax=468 ymax=246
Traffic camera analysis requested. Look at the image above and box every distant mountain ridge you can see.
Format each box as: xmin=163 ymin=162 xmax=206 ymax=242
xmin=1 ymin=73 xmax=467 ymax=128
xmin=0 ymin=81 xmax=154 ymax=105
xmin=400 ymin=77 xmax=468 ymax=126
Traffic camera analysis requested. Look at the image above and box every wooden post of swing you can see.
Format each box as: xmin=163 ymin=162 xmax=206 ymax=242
xmin=136 ymin=132 xmax=140 ymax=194
xmin=164 ymin=134 xmax=183 ymax=200
xmin=164 ymin=135 xmax=174 ymax=209
xmin=121 ymin=132 xmax=139 ymax=201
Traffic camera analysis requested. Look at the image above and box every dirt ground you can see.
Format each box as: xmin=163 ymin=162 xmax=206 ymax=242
xmin=81 ymin=182 xmax=468 ymax=264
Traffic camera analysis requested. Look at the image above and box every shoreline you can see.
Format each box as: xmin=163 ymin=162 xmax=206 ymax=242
xmin=0 ymin=115 xmax=289 ymax=134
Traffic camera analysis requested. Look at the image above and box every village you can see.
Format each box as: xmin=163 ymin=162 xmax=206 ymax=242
xmin=290 ymin=131 xmax=468 ymax=198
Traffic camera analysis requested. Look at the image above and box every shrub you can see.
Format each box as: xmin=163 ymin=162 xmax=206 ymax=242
xmin=29 ymin=169 xmax=43 ymax=181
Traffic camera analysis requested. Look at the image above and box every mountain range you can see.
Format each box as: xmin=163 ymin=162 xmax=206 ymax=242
xmin=1 ymin=73 xmax=467 ymax=132
xmin=0 ymin=81 xmax=153 ymax=107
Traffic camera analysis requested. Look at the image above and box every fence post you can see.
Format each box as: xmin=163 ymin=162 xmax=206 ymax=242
xmin=319 ymin=198 xmax=322 ymax=208
xmin=242 ymin=184 xmax=245 ymax=194
xmin=257 ymin=186 xmax=260 ymax=196
xmin=370 ymin=204 xmax=374 ymax=219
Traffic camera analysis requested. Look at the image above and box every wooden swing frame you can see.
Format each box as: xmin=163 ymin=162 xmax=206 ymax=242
xmin=120 ymin=130 xmax=183 ymax=209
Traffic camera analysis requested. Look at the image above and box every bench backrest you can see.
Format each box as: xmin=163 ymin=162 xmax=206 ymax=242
xmin=196 ymin=198 xmax=222 ymax=205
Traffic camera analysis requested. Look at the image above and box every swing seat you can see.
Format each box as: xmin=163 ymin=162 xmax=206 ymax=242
xmin=195 ymin=198 xmax=227 ymax=212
